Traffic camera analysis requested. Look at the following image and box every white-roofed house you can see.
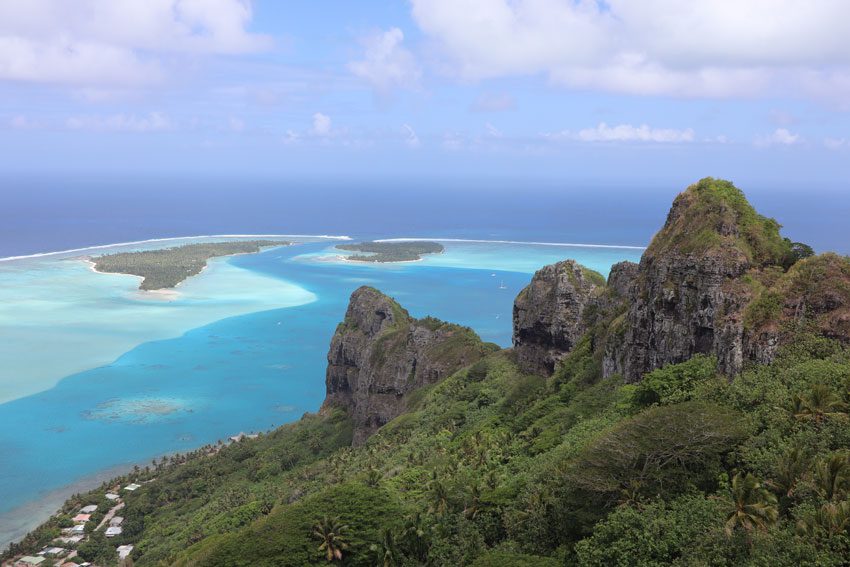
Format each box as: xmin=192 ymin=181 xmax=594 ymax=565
xmin=117 ymin=544 xmax=134 ymax=560
xmin=14 ymin=556 xmax=46 ymax=566
xmin=105 ymin=526 xmax=123 ymax=537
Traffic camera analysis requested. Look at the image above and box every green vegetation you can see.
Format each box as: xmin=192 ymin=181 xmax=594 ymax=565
xmin=745 ymin=252 xmax=850 ymax=335
xmin=9 ymin=316 xmax=850 ymax=565
xmin=647 ymin=177 xmax=792 ymax=265
xmin=6 ymin=180 xmax=848 ymax=565
xmin=92 ymin=240 xmax=289 ymax=290
xmin=336 ymin=241 xmax=444 ymax=263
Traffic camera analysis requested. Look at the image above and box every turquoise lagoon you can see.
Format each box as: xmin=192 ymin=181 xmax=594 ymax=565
xmin=0 ymin=238 xmax=643 ymax=546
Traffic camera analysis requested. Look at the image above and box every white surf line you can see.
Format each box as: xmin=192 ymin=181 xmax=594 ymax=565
xmin=374 ymin=237 xmax=646 ymax=250
xmin=0 ymin=234 xmax=352 ymax=263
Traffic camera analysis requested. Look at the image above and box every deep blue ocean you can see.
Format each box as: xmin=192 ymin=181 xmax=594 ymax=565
xmin=0 ymin=175 xmax=846 ymax=547
xmin=2 ymin=175 xmax=847 ymax=257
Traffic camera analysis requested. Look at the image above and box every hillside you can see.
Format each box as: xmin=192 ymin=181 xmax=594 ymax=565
xmin=6 ymin=178 xmax=850 ymax=566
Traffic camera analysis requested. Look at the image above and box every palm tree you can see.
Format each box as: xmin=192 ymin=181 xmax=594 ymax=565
xmin=428 ymin=480 xmax=450 ymax=516
xmin=796 ymin=500 xmax=850 ymax=539
xmin=379 ymin=528 xmax=400 ymax=567
xmin=724 ymin=473 xmax=779 ymax=540
xmin=813 ymin=452 xmax=850 ymax=501
xmin=312 ymin=516 xmax=349 ymax=562
xmin=364 ymin=466 xmax=382 ymax=487
xmin=399 ymin=512 xmax=429 ymax=562
xmin=766 ymin=445 xmax=809 ymax=499
xmin=793 ymin=384 xmax=848 ymax=424
xmin=463 ymin=481 xmax=482 ymax=519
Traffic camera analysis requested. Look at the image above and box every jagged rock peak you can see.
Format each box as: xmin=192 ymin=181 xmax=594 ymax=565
xmin=606 ymin=261 xmax=639 ymax=299
xmin=645 ymin=177 xmax=790 ymax=267
xmin=609 ymin=178 xmax=792 ymax=382
xmin=512 ymin=260 xmax=605 ymax=375
xmin=324 ymin=286 xmax=494 ymax=445
xmin=339 ymin=286 xmax=410 ymax=338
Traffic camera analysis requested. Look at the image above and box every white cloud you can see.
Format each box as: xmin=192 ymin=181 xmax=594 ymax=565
xmin=485 ymin=122 xmax=502 ymax=138
xmin=0 ymin=0 xmax=271 ymax=86
xmin=410 ymin=0 xmax=850 ymax=99
xmin=7 ymin=114 xmax=38 ymax=129
xmin=228 ymin=117 xmax=245 ymax=132
xmin=824 ymin=137 xmax=847 ymax=150
xmin=402 ymin=124 xmax=420 ymax=148
xmin=754 ymin=128 xmax=800 ymax=147
xmin=545 ymin=122 xmax=695 ymax=143
xmin=470 ymin=92 xmax=516 ymax=112
xmin=348 ymin=28 xmax=421 ymax=93
xmin=442 ymin=131 xmax=464 ymax=150
xmin=65 ymin=111 xmax=171 ymax=132
xmin=311 ymin=112 xmax=332 ymax=137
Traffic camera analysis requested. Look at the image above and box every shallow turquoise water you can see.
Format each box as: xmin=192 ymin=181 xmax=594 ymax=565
xmin=0 ymin=239 xmax=643 ymax=546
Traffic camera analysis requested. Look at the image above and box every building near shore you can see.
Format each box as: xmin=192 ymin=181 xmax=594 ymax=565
xmin=117 ymin=544 xmax=134 ymax=560
xmin=14 ymin=557 xmax=45 ymax=566
xmin=105 ymin=526 xmax=123 ymax=537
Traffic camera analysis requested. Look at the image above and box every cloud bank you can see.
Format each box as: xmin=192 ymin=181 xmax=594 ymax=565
xmin=0 ymin=0 xmax=271 ymax=86
xmin=410 ymin=0 xmax=850 ymax=99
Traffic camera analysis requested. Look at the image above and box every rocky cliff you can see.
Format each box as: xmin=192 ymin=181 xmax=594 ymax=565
xmin=507 ymin=178 xmax=849 ymax=385
xmin=743 ymin=252 xmax=850 ymax=363
xmin=325 ymin=180 xmax=850 ymax=444
xmin=604 ymin=178 xmax=793 ymax=381
xmin=512 ymin=260 xmax=605 ymax=375
xmin=323 ymin=286 xmax=495 ymax=444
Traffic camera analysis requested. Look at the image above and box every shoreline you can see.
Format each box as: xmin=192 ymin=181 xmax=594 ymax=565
xmin=374 ymin=237 xmax=647 ymax=250
xmin=337 ymin=254 xmax=427 ymax=265
xmin=0 ymin=462 xmax=136 ymax=550
xmin=0 ymin=234 xmax=351 ymax=264
xmin=82 ymin=242 xmax=292 ymax=297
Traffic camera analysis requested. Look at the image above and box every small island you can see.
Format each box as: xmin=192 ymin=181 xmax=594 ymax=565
xmin=335 ymin=241 xmax=444 ymax=263
xmin=91 ymin=240 xmax=290 ymax=290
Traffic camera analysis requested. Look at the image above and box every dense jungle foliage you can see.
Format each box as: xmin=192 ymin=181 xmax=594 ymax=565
xmin=9 ymin=328 xmax=850 ymax=566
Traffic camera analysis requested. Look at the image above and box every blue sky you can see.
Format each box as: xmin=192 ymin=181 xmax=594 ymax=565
xmin=1 ymin=0 xmax=849 ymax=188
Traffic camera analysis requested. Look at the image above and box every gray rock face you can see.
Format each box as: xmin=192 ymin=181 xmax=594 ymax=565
xmin=603 ymin=184 xmax=758 ymax=382
xmin=512 ymin=260 xmax=604 ymax=375
xmin=324 ymin=286 xmax=491 ymax=445
xmin=611 ymin=252 xmax=750 ymax=382
xmin=606 ymin=261 xmax=639 ymax=300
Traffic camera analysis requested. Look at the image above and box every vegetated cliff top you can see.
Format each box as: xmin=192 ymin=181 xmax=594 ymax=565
xmin=326 ymin=286 xmax=496 ymax=445
xmin=745 ymin=252 xmax=850 ymax=338
xmin=645 ymin=177 xmax=790 ymax=266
